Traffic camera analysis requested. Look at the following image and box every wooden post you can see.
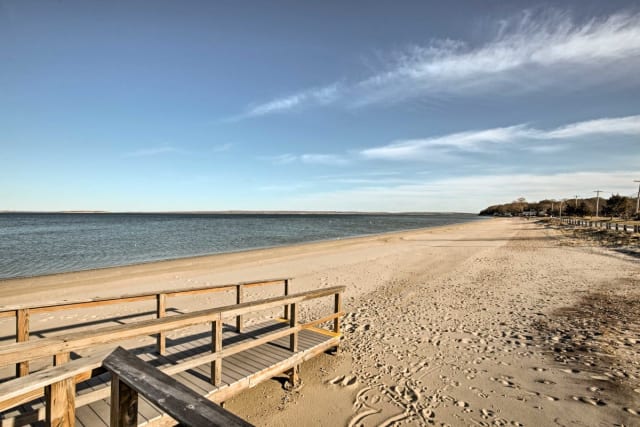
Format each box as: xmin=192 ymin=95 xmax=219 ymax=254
xmin=283 ymin=279 xmax=290 ymax=320
xmin=110 ymin=373 xmax=138 ymax=427
xmin=156 ymin=294 xmax=166 ymax=355
xmin=16 ymin=309 xmax=29 ymax=377
xmin=54 ymin=352 xmax=70 ymax=367
xmin=333 ymin=293 xmax=342 ymax=334
xmin=45 ymin=378 xmax=76 ymax=427
xmin=288 ymin=365 xmax=300 ymax=388
xmin=211 ymin=320 xmax=222 ymax=386
xmin=289 ymin=303 xmax=298 ymax=352
xmin=235 ymin=285 xmax=244 ymax=333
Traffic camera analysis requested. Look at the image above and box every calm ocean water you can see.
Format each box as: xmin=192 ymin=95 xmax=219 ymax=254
xmin=0 ymin=213 xmax=482 ymax=279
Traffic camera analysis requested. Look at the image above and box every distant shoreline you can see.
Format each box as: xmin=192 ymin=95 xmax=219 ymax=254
xmin=0 ymin=210 xmax=475 ymax=215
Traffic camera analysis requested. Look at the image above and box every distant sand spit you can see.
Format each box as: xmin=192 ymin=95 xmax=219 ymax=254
xmin=1 ymin=219 xmax=638 ymax=426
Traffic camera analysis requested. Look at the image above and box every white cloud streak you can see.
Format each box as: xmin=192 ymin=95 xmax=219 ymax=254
xmin=543 ymin=115 xmax=640 ymax=139
xmin=286 ymin=171 xmax=639 ymax=212
xmin=362 ymin=114 xmax=640 ymax=160
xmin=264 ymin=153 xmax=349 ymax=166
xmin=244 ymin=84 xmax=341 ymax=117
xmin=238 ymin=10 xmax=640 ymax=115
xmin=355 ymin=11 xmax=640 ymax=105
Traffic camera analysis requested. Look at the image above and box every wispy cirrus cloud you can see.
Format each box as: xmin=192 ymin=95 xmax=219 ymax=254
xmin=242 ymin=84 xmax=341 ymax=118
xmin=236 ymin=10 xmax=640 ymax=116
xmin=543 ymin=115 xmax=640 ymax=139
xmin=264 ymin=153 xmax=349 ymax=166
xmin=286 ymin=171 xmax=639 ymax=212
xmin=354 ymin=10 xmax=640 ymax=106
xmin=361 ymin=114 xmax=640 ymax=160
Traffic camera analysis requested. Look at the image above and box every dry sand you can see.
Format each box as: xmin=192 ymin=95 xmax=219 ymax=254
xmin=1 ymin=218 xmax=639 ymax=426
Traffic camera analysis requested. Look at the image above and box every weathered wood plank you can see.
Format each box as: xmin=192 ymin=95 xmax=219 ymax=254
xmin=0 ymin=278 xmax=291 ymax=314
xmin=334 ymin=293 xmax=342 ymax=334
xmin=283 ymin=279 xmax=289 ymax=320
xmin=235 ymin=285 xmax=244 ymax=333
xmin=103 ymin=348 xmax=252 ymax=427
xmin=110 ymin=373 xmax=138 ymax=427
xmin=75 ymin=404 xmax=108 ymax=427
xmin=0 ymin=352 xmax=106 ymax=405
xmin=211 ymin=321 xmax=222 ymax=386
xmin=289 ymin=304 xmax=298 ymax=352
xmin=2 ymin=323 xmax=339 ymax=426
xmin=15 ymin=309 xmax=29 ymax=378
xmin=156 ymin=294 xmax=166 ymax=355
xmin=45 ymin=376 xmax=75 ymax=427
xmin=0 ymin=286 xmax=344 ymax=367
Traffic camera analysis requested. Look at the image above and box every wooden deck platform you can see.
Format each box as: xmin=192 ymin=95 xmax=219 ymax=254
xmin=1 ymin=320 xmax=339 ymax=426
xmin=0 ymin=283 xmax=344 ymax=427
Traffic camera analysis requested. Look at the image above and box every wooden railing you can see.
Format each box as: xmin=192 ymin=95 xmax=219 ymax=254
xmin=105 ymin=347 xmax=252 ymax=427
xmin=0 ymin=277 xmax=292 ymax=378
xmin=0 ymin=347 xmax=254 ymax=427
xmin=560 ymin=218 xmax=640 ymax=233
xmin=0 ymin=286 xmax=345 ymax=426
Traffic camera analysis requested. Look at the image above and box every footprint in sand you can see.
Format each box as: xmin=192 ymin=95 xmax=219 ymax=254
xmin=572 ymin=396 xmax=606 ymax=406
xmin=327 ymin=374 xmax=358 ymax=387
xmin=481 ymin=408 xmax=494 ymax=418
xmin=490 ymin=376 xmax=516 ymax=388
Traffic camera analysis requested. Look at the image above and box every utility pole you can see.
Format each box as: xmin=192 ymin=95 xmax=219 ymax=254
xmin=574 ymin=195 xmax=579 ymax=208
xmin=635 ymin=180 xmax=640 ymax=216
xmin=594 ymin=190 xmax=603 ymax=218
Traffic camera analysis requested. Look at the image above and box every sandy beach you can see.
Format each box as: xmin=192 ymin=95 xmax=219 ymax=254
xmin=1 ymin=218 xmax=639 ymax=426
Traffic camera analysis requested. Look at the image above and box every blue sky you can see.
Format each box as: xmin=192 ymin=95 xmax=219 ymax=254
xmin=1 ymin=0 xmax=639 ymax=212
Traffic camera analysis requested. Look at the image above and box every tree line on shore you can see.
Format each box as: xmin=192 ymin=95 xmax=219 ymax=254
xmin=480 ymin=194 xmax=638 ymax=219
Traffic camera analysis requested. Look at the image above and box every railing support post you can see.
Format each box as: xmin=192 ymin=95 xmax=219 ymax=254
xmin=16 ymin=308 xmax=29 ymax=377
xmin=236 ymin=285 xmax=244 ymax=333
xmin=54 ymin=352 xmax=70 ymax=366
xmin=289 ymin=303 xmax=298 ymax=352
xmin=287 ymin=365 xmax=300 ymax=388
xmin=46 ymin=378 xmax=76 ymax=427
xmin=211 ymin=319 xmax=222 ymax=386
xmin=333 ymin=293 xmax=342 ymax=334
xmin=283 ymin=279 xmax=290 ymax=320
xmin=156 ymin=294 xmax=166 ymax=355
xmin=110 ymin=373 xmax=138 ymax=427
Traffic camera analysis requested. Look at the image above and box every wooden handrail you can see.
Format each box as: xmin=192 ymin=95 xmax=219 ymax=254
xmin=0 ymin=286 xmax=345 ymax=367
xmin=104 ymin=347 xmax=253 ymax=427
xmin=0 ymin=277 xmax=292 ymax=377
xmin=0 ymin=277 xmax=292 ymax=313
xmin=0 ymin=285 xmax=344 ymax=426
xmin=0 ymin=352 xmax=107 ymax=405
xmin=0 ymin=311 xmax=344 ymax=413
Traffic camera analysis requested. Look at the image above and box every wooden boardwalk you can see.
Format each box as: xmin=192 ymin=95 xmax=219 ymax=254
xmin=76 ymin=321 xmax=336 ymax=426
xmin=0 ymin=281 xmax=344 ymax=427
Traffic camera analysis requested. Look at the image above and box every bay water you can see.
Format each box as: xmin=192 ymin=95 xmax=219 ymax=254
xmin=0 ymin=213 xmax=482 ymax=279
